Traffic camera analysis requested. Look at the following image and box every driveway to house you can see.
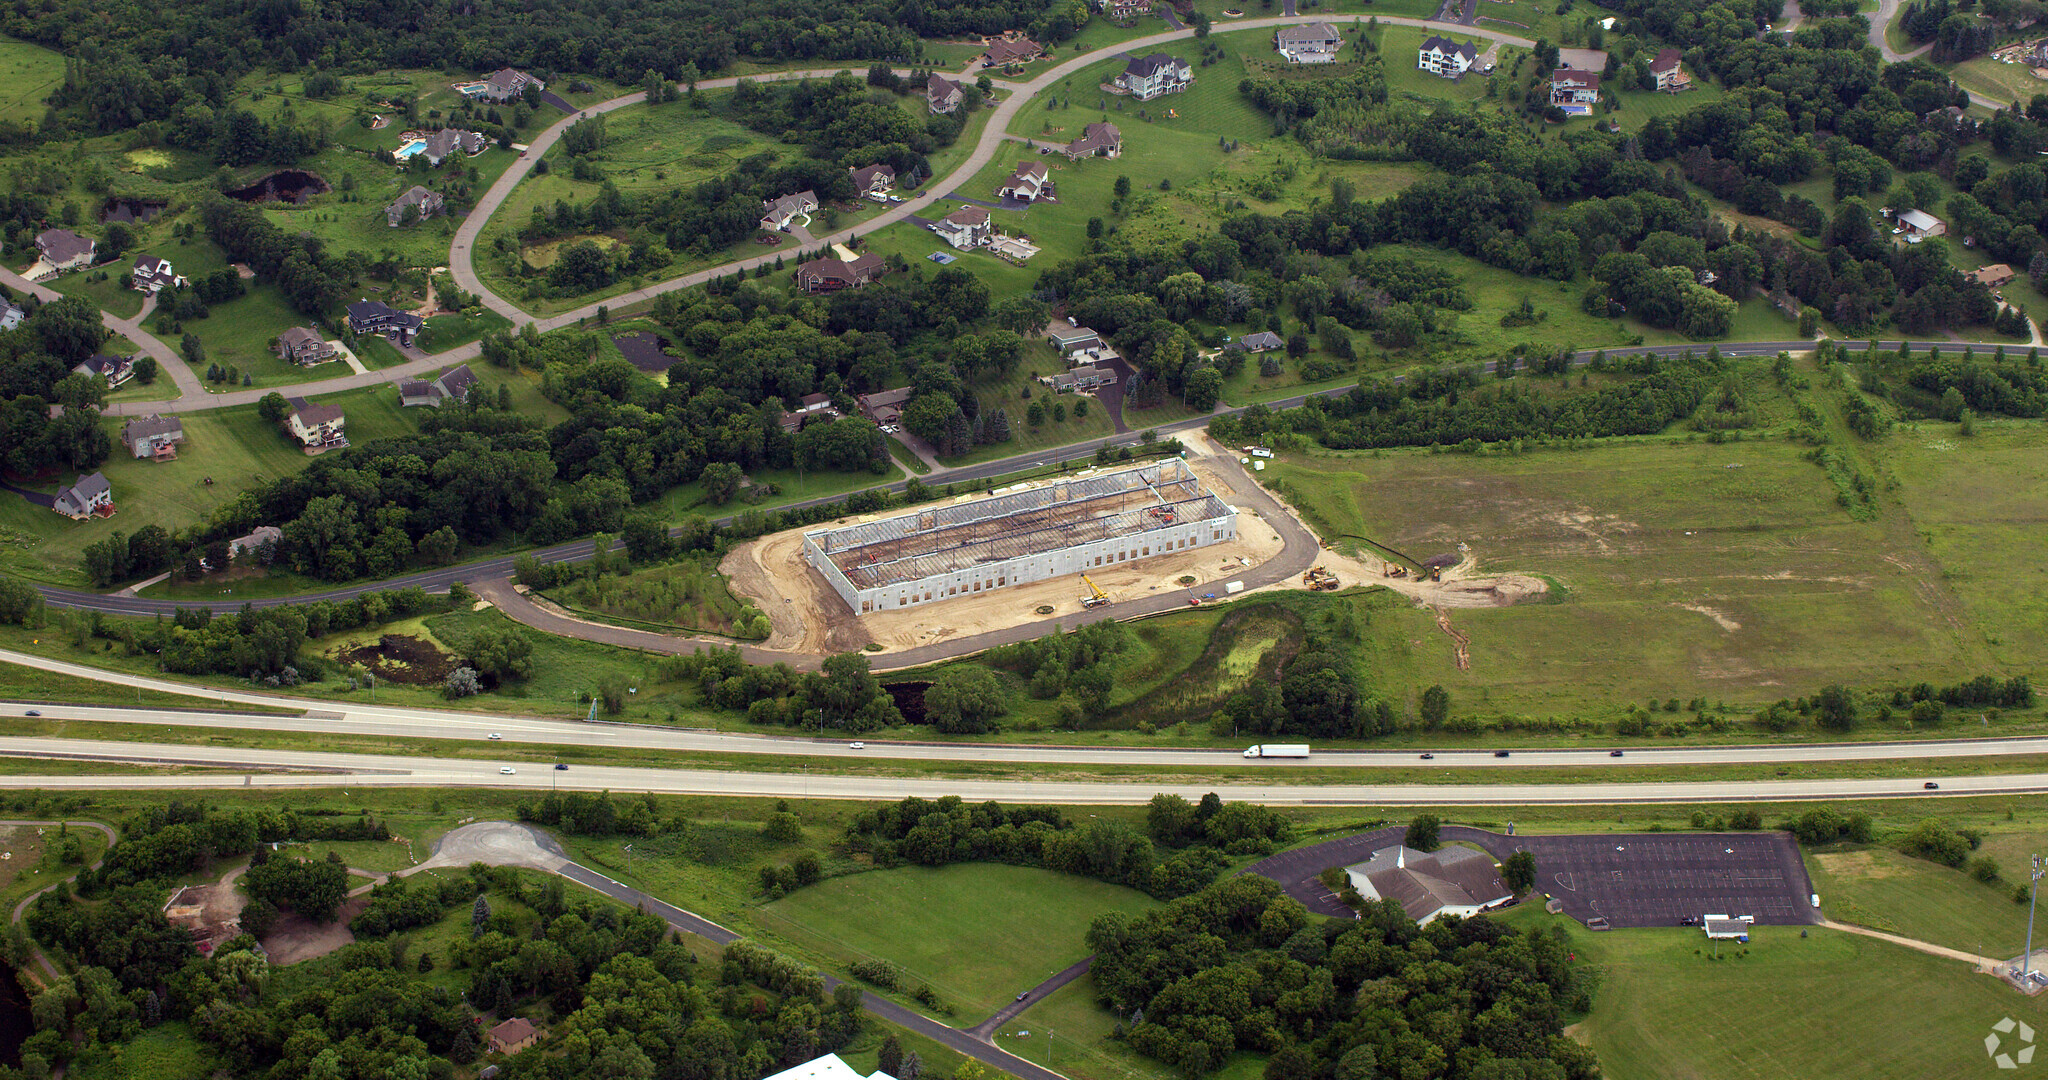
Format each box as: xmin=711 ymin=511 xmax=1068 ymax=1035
xmin=0 ymin=266 xmax=203 ymax=404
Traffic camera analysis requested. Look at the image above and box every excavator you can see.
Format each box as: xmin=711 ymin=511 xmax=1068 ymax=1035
xmin=1302 ymin=566 xmax=1339 ymax=591
xmin=1081 ymin=574 xmax=1110 ymax=608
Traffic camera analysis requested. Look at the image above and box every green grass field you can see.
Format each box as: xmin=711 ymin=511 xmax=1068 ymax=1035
xmin=0 ymin=35 xmax=62 ymax=126
xmin=1807 ymin=845 xmax=2028 ymax=958
xmin=993 ymin=970 xmax=1263 ymax=1080
xmin=759 ymin=863 xmax=1160 ymax=1019
xmin=1531 ymin=908 xmax=2048 ymax=1080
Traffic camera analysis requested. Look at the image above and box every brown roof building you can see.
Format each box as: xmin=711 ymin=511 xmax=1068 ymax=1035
xmin=795 ymin=254 xmax=886 ymax=293
xmin=1343 ymin=845 xmax=1512 ymax=925
xmin=1062 ymin=122 xmax=1122 ymax=160
xmin=488 ymin=1017 xmax=539 ymax=1055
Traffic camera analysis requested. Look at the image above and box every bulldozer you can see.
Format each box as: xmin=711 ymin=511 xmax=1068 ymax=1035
xmin=1302 ymin=566 xmax=1340 ymax=591
xmin=1382 ymin=562 xmax=1408 ymax=579
xmin=1081 ymin=574 xmax=1110 ymax=608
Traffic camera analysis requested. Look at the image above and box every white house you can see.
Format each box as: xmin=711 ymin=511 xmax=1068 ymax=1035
xmin=73 ymin=353 xmax=133 ymax=388
xmin=1549 ymin=69 xmax=1601 ymax=106
xmin=932 ymin=205 xmax=992 ymax=250
xmin=471 ymin=67 xmax=544 ymax=103
xmin=1115 ymin=54 xmax=1191 ymax=100
xmin=999 ymin=161 xmax=1052 ymax=202
xmin=130 ymin=255 xmax=186 ymax=294
xmin=228 ymin=525 xmax=282 ymax=561
xmin=1649 ymin=48 xmax=1692 ymax=92
xmin=52 ymin=472 xmax=113 ymax=520
xmin=0 ymin=299 xmax=22 ymax=331
xmin=1418 ymin=36 xmax=1477 ymax=78
xmin=34 ymin=229 xmax=95 ymax=274
xmin=1898 ymin=208 xmax=1946 ymax=238
xmin=760 ymin=190 xmax=819 ymax=232
xmin=1343 ymin=845 xmax=1512 ymax=925
xmin=762 ymin=1055 xmax=898 ymax=1080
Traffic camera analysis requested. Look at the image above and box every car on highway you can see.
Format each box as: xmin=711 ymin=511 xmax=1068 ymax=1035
xmin=1419 ymin=753 xmax=1434 ymax=760
xmin=1494 ymin=750 xmax=1511 ymax=758
xmin=23 ymin=710 xmax=37 ymax=717
xmin=488 ymin=733 xmax=502 ymax=739
xmin=1609 ymin=749 xmax=1624 ymax=757
xmin=499 ymin=766 xmax=516 ymax=774
xmin=555 ymin=763 xmax=569 ymax=770
xmin=1924 ymin=781 xmax=1940 ymax=789
xmin=849 ymin=742 xmax=865 ymax=750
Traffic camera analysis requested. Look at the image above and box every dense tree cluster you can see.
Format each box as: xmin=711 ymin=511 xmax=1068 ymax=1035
xmin=242 ymin=850 xmax=352 ymax=923
xmin=0 ymin=294 xmax=114 ymax=475
xmin=665 ymin=648 xmax=905 ymax=732
xmin=1086 ymin=876 xmax=1598 ymax=1079
xmin=200 ymin=198 xmax=357 ymax=318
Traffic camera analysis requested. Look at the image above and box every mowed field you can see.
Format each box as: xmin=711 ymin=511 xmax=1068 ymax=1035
xmin=1266 ymin=431 xmax=1976 ymax=717
xmin=758 ymin=863 xmax=1159 ymax=1019
xmin=1531 ymin=910 xmax=2048 ymax=1080
xmin=1806 ymin=846 xmax=2027 ymax=959
xmin=0 ymin=35 xmax=63 ymax=125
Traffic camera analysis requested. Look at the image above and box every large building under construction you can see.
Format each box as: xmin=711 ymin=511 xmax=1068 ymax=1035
xmin=804 ymin=459 xmax=1237 ymax=614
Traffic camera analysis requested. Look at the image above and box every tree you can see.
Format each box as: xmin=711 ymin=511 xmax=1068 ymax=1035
xmin=701 ymin=461 xmax=745 ymax=505
xmin=1114 ymin=175 xmax=1132 ymax=199
xmin=763 ymin=812 xmax=803 ymax=843
xmin=1183 ymin=367 xmax=1223 ymax=411
xmin=1502 ymin=851 xmax=1536 ymax=893
xmin=257 ymin=392 xmax=290 ymax=424
xmin=415 ymin=526 xmax=460 ymax=566
xmin=35 ymin=295 xmax=108 ymax=363
xmin=1419 ymin=684 xmax=1449 ymax=728
xmin=180 ymin=332 xmax=205 ymax=365
xmin=878 ymin=1034 xmax=904 ymax=1076
xmin=1404 ymin=813 xmax=1441 ymax=852
xmin=1814 ymin=683 xmax=1858 ymax=731
xmin=472 ymin=894 xmax=491 ymax=934
xmin=132 ymin=356 xmax=158 ymax=385
xmin=923 ymin=668 xmax=1008 ymax=734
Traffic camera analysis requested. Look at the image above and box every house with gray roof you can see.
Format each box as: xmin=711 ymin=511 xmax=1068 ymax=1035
xmin=277 ymin=326 xmax=338 ymax=365
xmin=34 ymin=229 xmax=95 ymax=275
xmin=1061 ymin=122 xmax=1121 ymax=160
xmin=1275 ymin=22 xmax=1341 ymax=63
xmin=1419 ymin=36 xmax=1478 ymax=78
xmin=0 ymin=299 xmax=24 ymax=331
xmin=1115 ymin=54 xmax=1191 ymax=100
xmin=387 ymin=185 xmax=445 ymax=227
xmin=52 ymin=472 xmax=112 ymax=519
xmin=418 ymin=128 xmax=487 ymax=165
xmin=850 ymin=164 xmax=896 ymax=195
xmin=472 ymin=67 xmax=544 ymax=102
xmin=121 ymin=415 xmax=184 ymax=460
xmin=1344 ymin=845 xmax=1512 ymax=925
xmin=760 ymin=190 xmax=819 ymax=232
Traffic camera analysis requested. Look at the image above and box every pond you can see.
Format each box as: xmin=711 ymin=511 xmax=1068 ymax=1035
xmin=0 ymin=959 xmax=27 ymax=1066
xmin=611 ymin=331 xmax=678 ymax=373
xmin=99 ymin=197 xmax=166 ymax=224
xmin=882 ymin=681 xmax=930 ymax=724
xmin=226 ymin=170 xmax=330 ymax=205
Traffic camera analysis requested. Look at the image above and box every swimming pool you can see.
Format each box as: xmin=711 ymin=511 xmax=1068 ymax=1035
xmin=395 ymin=140 xmax=427 ymax=159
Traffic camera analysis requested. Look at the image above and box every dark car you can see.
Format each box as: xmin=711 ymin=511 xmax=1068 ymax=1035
xmin=1420 ymin=753 xmax=1435 ymax=760
xmin=555 ymin=763 xmax=570 ymax=771
xmin=1679 ymin=916 xmax=1699 ymax=926
xmin=1924 ymin=781 xmax=1939 ymax=789
xmin=1609 ymin=749 xmax=1625 ymax=757
xmin=23 ymin=710 xmax=38 ymax=717
xmin=1494 ymin=750 xmax=1511 ymax=758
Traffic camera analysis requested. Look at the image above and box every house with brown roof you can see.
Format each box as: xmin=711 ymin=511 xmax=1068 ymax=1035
xmin=1649 ymin=48 xmax=1692 ymax=91
xmin=1344 ymin=845 xmax=1512 ymax=925
xmin=999 ymin=161 xmax=1052 ymax=202
xmin=760 ymin=190 xmax=819 ymax=232
xmin=856 ymin=386 xmax=914 ymax=426
xmin=850 ymin=164 xmax=896 ymax=196
xmin=1061 ymin=122 xmax=1121 ymax=160
xmin=1971 ymin=264 xmax=2016 ymax=289
xmin=796 ymin=254 xmax=886 ymax=293
xmin=34 ymin=229 xmax=95 ymax=275
xmin=1549 ymin=69 xmax=1602 ymax=106
xmin=387 ymin=185 xmax=445 ymax=227
xmin=277 ymin=327 xmax=339 ymax=365
xmin=472 ymin=68 xmax=545 ymax=103
xmin=488 ymin=1017 xmax=539 ymax=1055
xmin=927 ymin=75 xmax=966 ymax=114
xmin=285 ymin=399 xmax=348 ymax=450
xmin=931 ymin=205 xmax=992 ymax=250
xmin=121 ymin=415 xmax=184 ymax=461
xmin=981 ymin=34 xmax=1045 ymax=66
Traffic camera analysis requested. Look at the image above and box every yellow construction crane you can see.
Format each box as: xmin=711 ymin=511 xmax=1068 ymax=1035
xmin=1081 ymin=574 xmax=1110 ymax=608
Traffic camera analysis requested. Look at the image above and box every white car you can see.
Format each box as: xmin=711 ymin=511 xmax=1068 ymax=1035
xmin=499 ymin=766 xmax=516 ymax=774
xmin=849 ymin=742 xmax=866 ymax=750
xmin=488 ymin=733 xmax=502 ymax=740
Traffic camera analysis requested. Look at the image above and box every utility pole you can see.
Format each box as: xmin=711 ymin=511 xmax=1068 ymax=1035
xmin=2028 ymin=855 xmax=2044 ymax=983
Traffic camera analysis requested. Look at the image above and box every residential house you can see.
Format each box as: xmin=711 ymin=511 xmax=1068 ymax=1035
xmin=346 ymin=299 xmax=424 ymax=345
xmin=398 ymin=364 xmax=480 ymax=407
xmin=797 ymin=393 xmax=836 ymax=413
xmin=285 ymin=400 xmax=348 ymax=450
xmin=473 ymin=68 xmax=545 ymax=103
xmin=52 ymin=472 xmax=112 ymax=520
xmin=120 ymin=415 xmax=184 ymax=461
xmin=931 ymin=205 xmax=993 ymax=250
xmin=73 ymin=353 xmax=133 ymax=388
xmin=386 ymin=185 xmax=445 ymax=227
xmin=927 ymin=74 xmax=966 ymax=114
xmin=981 ymin=34 xmax=1044 ymax=66
xmin=1062 ymin=122 xmax=1121 ymax=160
xmin=1649 ymin=48 xmax=1692 ymax=91
xmin=1115 ymin=54 xmax=1191 ymax=100
xmin=762 ymin=1054 xmax=901 ymax=1080
xmin=0 ymin=299 xmax=25 ymax=331
xmin=1549 ymin=69 xmax=1601 ymax=106
xmin=850 ymin=164 xmax=896 ymax=196
xmin=1342 ymin=845 xmax=1512 ymax=926
xmin=1275 ymin=23 xmax=1342 ymax=63
xmin=1044 ymin=318 xmax=1103 ymax=355
xmin=999 ymin=161 xmax=1052 ymax=202
xmin=1972 ymin=263 xmax=2016 ymax=288
xmin=1923 ymin=105 xmax=1979 ymax=137
xmin=1048 ymin=365 xmax=1114 ymax=391
xmin=277 ymin=326 xmax=339 ymax=365
xmin=1555 ymin=47 xmax=1608 ymax=72
xmin=856 ymin=386 xmax=915 ymax=426
xmin=418 ymin=128 xmax=488 ymax=165
xmin=487 ymin=1018 xmax=539 ymax=1056
xmin=760 ymin=190 xmax=819 ymax=232
xmin=130 ymin=255 xmax=186 ymax=294
xmin=34 ymin=229 xmax=95 ymax=274
xmin=1098 ymin=0 xmax=1154 ymax=21
xmin=1898 ymin=208 xmax=1946 ymax=238
xmin=1418 ymin=36 xmax=1477 ymax=78
xmin=397 ymin=378 xmax=440 ymax=407
xmin=1234 ymin=330 xmax=1284 ymax=353
xmin=795 ymin=254 xmax=887 ymax=293
xmin=228 ymin=525 xmax=282 ymax=561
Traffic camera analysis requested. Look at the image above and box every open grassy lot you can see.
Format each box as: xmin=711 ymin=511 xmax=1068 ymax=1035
xmin=1264 ymin=419 xmax=1975 ymax=718
xmin=0 ymin=35 xmax=62 ymax=125
xmin=1807 ymin=845 xmax=2028 ymax=958
xmin=71 ymin=1022 xmax=216 ymax=1080
xmin=994 ymin=970 xmax=1264 ymax=1080
xmin=299 ymin=837 xmax=421 ymax=873
xmin=1949 ymin=55 xmax=2048 ymax=111
xmin=1376 ymin=26 xmax=1494 ymax=106
xmin=940 ymin=363 xmax=1118 ymax=466
xmin=760 ymin=864 xmax=1160 ymax=1018
xmin=1526 ymin=908 xmax=2048 ymax=1080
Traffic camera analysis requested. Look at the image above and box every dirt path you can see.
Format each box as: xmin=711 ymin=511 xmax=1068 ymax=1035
xmin=1434 ymin=607 xmax=1472 ymax=670
xmin=6 ymin=820 xmax=120 ymax=985
xmin=1820 ymin=918 xmax=2000 ymax=971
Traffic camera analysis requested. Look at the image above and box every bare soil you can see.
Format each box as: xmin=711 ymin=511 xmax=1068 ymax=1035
xmin=722 ymin=451 xmax=1290 ymax=656
xmin=331 ymin=634 xmax=456 ymax=685
xmin=262 ymin=892 xmax=372 ymax=966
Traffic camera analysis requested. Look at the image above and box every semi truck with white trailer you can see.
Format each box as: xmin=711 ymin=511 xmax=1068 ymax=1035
xmin=1242 ymin=744 xmax=1311 ymax=758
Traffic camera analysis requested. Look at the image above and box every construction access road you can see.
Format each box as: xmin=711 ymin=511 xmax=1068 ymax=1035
xmin=0 ymin=736 xmax=2031 ymax=802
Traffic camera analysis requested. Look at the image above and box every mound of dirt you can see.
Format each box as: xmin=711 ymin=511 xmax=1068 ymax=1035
xmin=331 ymin=634 xmax=456 ymax=685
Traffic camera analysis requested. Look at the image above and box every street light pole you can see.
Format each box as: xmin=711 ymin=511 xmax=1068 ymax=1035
xmin=2027 ymin=855 xmax=2044 ymax=982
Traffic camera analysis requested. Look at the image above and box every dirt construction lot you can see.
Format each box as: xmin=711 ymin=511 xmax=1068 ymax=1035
xmin=723 ymin=449 xmax=1290 ymax=656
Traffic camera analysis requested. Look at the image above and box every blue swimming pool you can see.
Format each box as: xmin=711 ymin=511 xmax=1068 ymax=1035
xmin=395 ymin=140 xmax=427 ymax=159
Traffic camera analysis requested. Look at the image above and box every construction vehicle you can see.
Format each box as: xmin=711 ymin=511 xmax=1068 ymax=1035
xmin=1081 ymin=574 xmax=1110 ymax=609
xmin=1383 ymin=562 xmax=1408 ymax=579
xmin=1147 ymin=507 xmax=1177 ymax=525
xmin=1302 ymin=566 xmax=1339 ymax=591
